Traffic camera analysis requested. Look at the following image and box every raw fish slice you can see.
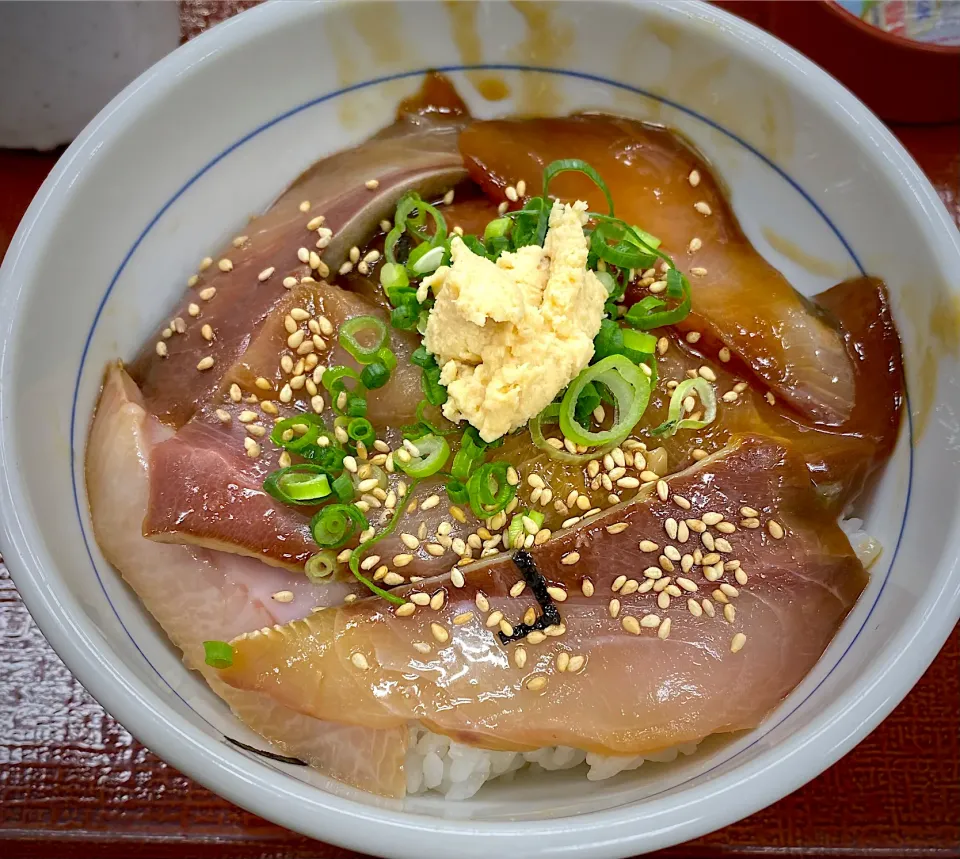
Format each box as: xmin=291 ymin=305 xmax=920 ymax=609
xmin=216 ymin=280 xmax=423 ymax=429
xmin=131 ymin=109 xmax=469 ymax=427
xmin=143 ymin=400 xmax=316 ymax=570
xmin=87 ymin=364 xmax=407 ymax=795
xmin=459 ymin=116 xmax=856 ymax=425
xmin=490 ymin=277 xmax=901 ymax=533
xmin=218 ymin=435 xmax=867 ymax=757
xmin=142 ymin=280 xmax=466 ymax=570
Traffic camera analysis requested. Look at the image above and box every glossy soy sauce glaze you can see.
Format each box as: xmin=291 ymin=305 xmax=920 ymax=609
xmin=352 ymin=74 xmax=904 ymax=518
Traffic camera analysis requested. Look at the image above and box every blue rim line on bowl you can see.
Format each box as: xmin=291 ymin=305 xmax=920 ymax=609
xmin=67 ymin=63 xmax=913 ymax=798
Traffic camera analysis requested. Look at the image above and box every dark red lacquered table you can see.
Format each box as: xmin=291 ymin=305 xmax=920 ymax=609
xmin=0 ymin=4 xmax=958 ymax=858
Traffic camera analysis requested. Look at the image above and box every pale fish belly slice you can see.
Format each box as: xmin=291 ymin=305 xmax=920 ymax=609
xmin=86 ymin=364 xmax=408 ymax=796
xmin=218 ymin=435 xmax=867 ymax=758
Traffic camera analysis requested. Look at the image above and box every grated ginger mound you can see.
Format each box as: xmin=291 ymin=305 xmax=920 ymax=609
xmin=423 ymin=200 xmax=607 ymax=442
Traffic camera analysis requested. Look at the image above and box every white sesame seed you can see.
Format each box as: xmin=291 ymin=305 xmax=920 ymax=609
xmin=694 ymin=201 xmax=712 ymax=216
xmin=621 ymin=615 xmax=641 ymax=635
xmin=421 ymin=494 xmax=440 ymax=511
xmin=731 ymin=632 xmax=747 ymax=653
xmin=365 ymin=178 xmax=380 ymax=190
xmin=196 ymin=356 xmax=215 ymax=371
xmin=658 ymin=617 xmax=672 ymax=639
xmin=243 ymin=437 xmax=261 ymax=458
xmin=546 ymin=586 xmax=567 ymax=602
xmin=218 ymin=258 xmax=233 ymax=273
xmin=561 ymin=552 xmax=580 ymax=566
xmin=612 ymin=575 xmax=627 ymax=591
xmin=698 ymin=366 xmax=717 ymax=382
xmin=526 ymin=676 xmax=547 ymax=692
xmin=497 ymin=201 xmax=509 ymax=215
xmin=714 ymin=537 xmax=733 ymax=554
xmin=608 ymin=598 xmax=621 ymax=618
xmin=351 ymin=652 xmax=369 ymax=670
xmin=768 ymin=520 xmax=785 ymax=539
xmin=656 ymin=480 xmax=669 ymax=501
xmin=199 ymin=287 xmax=216 ymax=301
xmin=505 ymin=185 xmax=519 ymax=202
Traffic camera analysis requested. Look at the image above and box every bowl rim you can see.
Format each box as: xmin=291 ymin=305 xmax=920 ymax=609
xmin=1 ymin=1 xmax=959 ymax=857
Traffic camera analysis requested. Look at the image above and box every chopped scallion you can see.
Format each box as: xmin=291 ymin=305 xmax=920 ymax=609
xmin=203 ymin=640 xmax=234 ymax=669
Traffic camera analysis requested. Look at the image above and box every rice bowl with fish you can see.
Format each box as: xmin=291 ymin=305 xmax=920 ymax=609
xmin=4 ymin=2 xmax=960 ymax=856
xmin=83 ymin=72 xmax=904 ymax=801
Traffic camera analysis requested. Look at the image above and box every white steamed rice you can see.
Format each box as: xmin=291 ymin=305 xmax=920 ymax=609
xmin=405 ymin=724 xmax=699 ymax=800
xmin=407 ymin=517 xmax=878 ymax=800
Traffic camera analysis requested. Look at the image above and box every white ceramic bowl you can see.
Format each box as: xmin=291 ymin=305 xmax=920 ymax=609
xmin=1 ymin=2 xmax=959 ymax=857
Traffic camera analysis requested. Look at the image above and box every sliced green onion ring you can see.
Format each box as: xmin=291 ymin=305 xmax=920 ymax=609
xmin=559 ymin=355 xmax=653 ymax=448
xmin=349 ymin=479 xmax=421 ymax=605
xmin=507 ymin=508 xmax=545 ymax=549
xmin=203 ymin=640 xmax=234 ymax=669
xmin=410 ymin=244 xmax=446 ymax=275
xmin=332 ymin=471 xmax=356 ymax=503
xmin=377 ymin=347 xmax=398 ymax=372
xmin=339 ymin=316 xmax=388 ymax=364
xmin=445 ymin=478 xmax=469 ymax=505
xmin=270 ymin=414 xmax=326 ymax=452
xmin=543 ymin=159 xmax=615 ymax=215
xmin=379 ymin=262 xmax=409 ymax=290
xmin=347 ymin=417 xmax=376 ymax=446
xmin=590 ymin=221 xmax=657 ymax=270
xmin=310 ymin=503 xmax=368 ymax=549
xmin=263 ymin=464 xmax=334 ymax=506
xmin=466 ymin=462 xmax=516 ymax=519
xmin=360 ymin=361 xmax=390 ymax=390
xmin=305 ymin=549 xmax=339 ymax=582
xmin=323 ymin=366 xmax=366 ymax=416
xmin=624 ymin=270 xmax=691 ymax=330
xmin=649 ymin=377 xmax=717 ymax=437
xmin=397 ymin=434 xmax=450 ymax=478
xmin=483 ymin=217 xmax=512 ymax=242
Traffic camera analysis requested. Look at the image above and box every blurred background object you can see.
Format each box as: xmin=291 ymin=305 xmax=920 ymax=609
xmin=717 ymin=0 xmax=960 ymax=122
xmin=0 ymin=1 xmax=179 ymax=149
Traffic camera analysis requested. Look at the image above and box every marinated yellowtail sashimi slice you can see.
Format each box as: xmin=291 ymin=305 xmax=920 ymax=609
xmin=459 ymin=116 xmax=856 ymax=425
xmin=141 ymin=281 xmax=427 ymax=570
xmin=494 ymin=277 xmax=903 ymax=523
xmin=130 ymin=106 xmax=469 ymax=427
xmin=87 ymin=364 xmax=408 ymax=795
xmin=218 ymin=435 xmax=867 ymax=755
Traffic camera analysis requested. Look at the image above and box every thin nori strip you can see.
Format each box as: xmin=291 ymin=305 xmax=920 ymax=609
xmin=498 ymin=549 xmax=562 ymax=644
xmin=225 ymin=735 xmax=307 ymax=765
